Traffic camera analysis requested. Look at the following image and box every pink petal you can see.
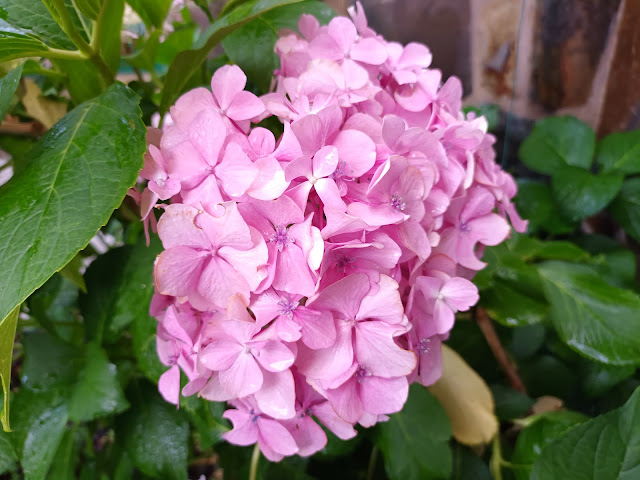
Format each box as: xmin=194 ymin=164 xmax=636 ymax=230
xmin=315 ymin=178 xmax=347 ymax=211
xmin=200 ymin=340 xmax=243 ymax=371
xmin=288 ymin=415 xmax=327 ymax=456
xmin=433 ymin=299 xmax=455 ymax=334
xmin=218 ymin=228 xmax=268 ymax=292
xmin=158 ymin=365 xmax=181 ymax=405
xmin=360 ymin=375 xmax=408 ymax=415
xmin=157 ymin=204 xmax=209 ymax=250
xmin=351 ymin=37 xmax=388 ymax=65
xmin=195 ymin=202 xmax=253 ymax=250
xmin=468 ymin=214 xmax=511 ymax=246
xmin=255 ymin=341 xmax=295 ymax=372
xmin=198 ymin=256 xmax=250 ymax=308
xmin=326 ymin=377 xmax=362 ymax=424
xmin=219 ymin=352 xmax=263 ymax=398
xmin=200 ymin=374 xmax=234 ymax=401
xmin=313 ymin=145 xmax=339 ymax=178
xmin=356 ymin=274 xmax=404 ymax=324
xmin=171 ymin=87 xmax=216 ymax=128
xmin=227 ymin=91 xmax=265 ymax=121
xmin=284 ymin=155 xmax=313 ymax=182
xmin=327 ymin=17 xmax=357 ymax=54
xmin=297 ymin=308 xmax=336 ymax=350
xmin=223 ymin=409 xmax=258 ymax=446
xmin=355 ymin=321 xmax=416 ymax=377
xmin=273 ymin=245 xmax=317 ymax=297
xmin=211 ymin=65 xmax=246 ymax=111
xmin=441 ymin=277 xmax=479 ymax=311
xmin=418 ymin=336 xmax=443 ymax=386
xmin=247 ymin=156 xmax=289 ymax=200
xmin=311 ymin=401 xmax=357 ymax=440
xmin=258 ymin=417 xmax=299 ymax=456
xmin=188 ymin=109 xmax=226 ymax=166
xmin=307 ymin=272 xmax=370 ymax=320
xmin=215 ymin=143 xmax=259 ymax=197
xmin=296 ymin=320 xmax=354 ymax=380
xmin=254 ymin=369 xmax=296 ymax=419
xmin=332 ymin=129 xmax=376 ymax=178
xmin=154 ymin=247 xmax=206 ymax=298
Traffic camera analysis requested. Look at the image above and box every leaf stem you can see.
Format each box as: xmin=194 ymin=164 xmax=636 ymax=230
xmin=476 ymin=307 xmax=527 ymax=394
xmin=47 ymin=0 xmax=113 ymax=84
xmin=249 ymin=443 xmax=260 ymax=480
xmin=490 ymin=434 xmax=504 ymax=480
xmin=46 ymin=48 xmax=87 ymax=61
xmin=366 ymin=446 xmax=379 ymax=480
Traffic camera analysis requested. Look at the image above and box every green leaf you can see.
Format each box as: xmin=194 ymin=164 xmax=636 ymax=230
xmin=481 ymin=279 xmax=548 ymax=327
xmin=96 ymin=0 xmax=125 ymax=73
xmin=610 ymin=177 xmax=640 ymax=243
xmin=451 ymin=443 xmax=491 ymax=480
xmin=519 ymin=116 xmax=595 ymax=175
xmin=0 ymin=432 xmax=17 ymax=474
xmin=10 ymin=389 xmax=69 ymax=480
xmin=538 ymin=261 xmax=640 ymax=366
xmin=490 ymin=384 xmax=535 ymax=420
xmin=0 ymin=82 xmax=145 ymax=324
xmin=222 ymin=1 xmax=335 ymax=92
xmin=80 ymin=235 xmax=161 ymax=344
xmin=126 ymin=0 xmax=173 ymax=28
xmin=180 ymin=395 xmax=228 ymax=449
xmin=377 ymin=384 xmax=452 ymax=480
xmin=20 ymin=331 xmax=83 ymax=392
xmin=514 ymin=180 xmax=576 ymax=234
xmin=58 ymin=254 xmax=87 ymax=292
xmin=581 ymin=362 xmax=636 ymax=398
xmin=512 ymin=411 xmax=588 ymax=480
xmin=0 ymin=305 xmax=19 ymax=432
xmin=74 ymin=0 xmax=101 ymax=20
xmin=0 ymin=0 xmax=83 ymax=49
xmin=116 ymin=382 xmax=189 ymax=480
xmin=131 ymin=306 xmax=165 ymax=382
xmin=68 ymin=343 xmax=129 ymax=421
xmin=531 ymin=387 xmax=640 ymax=480
xmin=0 ymin=61 xmax=22 ymax=118
xmin=519 ymin=355 xmax=577 ymax=398
xmin=596 ymin=129 xmax=640 ymax=174
xmin=47 ymin=424 xmax=81 ymax=480
xmin=0 ymin=24 xmax=51 ymax=63
xmin=160 ymin=0 xmax=304 ymax=114
xmin=551 ymin=166 xmax=623 ymax=222
xmin=52 ymin=58 xmax=107 ymax=103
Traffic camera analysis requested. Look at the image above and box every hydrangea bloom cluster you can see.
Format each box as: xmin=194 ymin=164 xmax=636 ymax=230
xmin=139 ymin=3 xmax=526 ymax=461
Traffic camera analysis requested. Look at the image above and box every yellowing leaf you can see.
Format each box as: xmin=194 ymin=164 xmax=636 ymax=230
xmin=22 ymin=79 xmax=67 ymax=129
xmin=0 ymin=305 xmax=20 ymax=431
xmin=429 ymin=344 xmax=499 ymax=446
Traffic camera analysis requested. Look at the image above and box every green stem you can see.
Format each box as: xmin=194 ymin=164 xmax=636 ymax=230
xmin=249 ymin=443 xmax=260 ymax=480
xmin=46 ymin=47 xmax=87 ymax=61
xmin=47 ymin=0 xmax=113 ymax=84
xmin=366 ymin=446 xmax=379 ymax=480
xmin=90 ymin=0 xmax=113 ymax=53
xmin=490 ymin=434 xmax=504 ymax=480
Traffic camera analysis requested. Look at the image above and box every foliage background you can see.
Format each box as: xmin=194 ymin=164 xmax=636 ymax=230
xmin=0 ymin=1 xmax=639 ymax=479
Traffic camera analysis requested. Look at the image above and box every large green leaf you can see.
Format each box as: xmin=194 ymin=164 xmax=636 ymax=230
xmin=596 ymin=129 xmax=640 ymax=174
xmin=68 ymin=343 xmax=129 ymax=421
xmin=160 ymin=0 xmax=304 ymax=114
xmin=480 ymin=279 xmax=548 ymax=327
xmin=0 ymin=82 xmax=145 ymax=324
xmin=0 ymin=306 xmax=19 ymax=431
xmin=512 ymin=411 xmax=588 ymax=480
xmin=551 ymin=166 xmax=623 ymax=222
xmin=531 ymin=387 xmax=640 ymax=480
xmin=610 ymin=177 xmax=640 ymax=243
xmin=10 ymin=389 xmax=69 ymax=480
xmin=538 ymin=261 xmax=640 ymax=366
xmin=222 ymin=1 xmax=335 ymax=92
xmin=519 ymin=116 xmax=595 ymax=175
xmin=0 ymin=62 xmax=22 ymax=118
xmin=52 ymin=58 xmax=107 ymax=103
xmin=377 ymin=385 xmax=452 ymax=480
xmin=74 ymin=0 xmax=101 ymax=20
xmin=81 ymin=236 xmax=161 ymax=344
xmin=513 ymin=180 xmax=575 ymax=234
xmin=0 ymin=0 xmax=82 ymax=49
xmin=116 ymin=382 xmax=189 ymax=480
xmin=0 ymin=432 xmax=17 ymax=474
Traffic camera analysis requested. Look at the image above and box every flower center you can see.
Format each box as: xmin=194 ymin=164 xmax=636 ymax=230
xmin=417 ymin=338 xmax=432 ymax=356
xmin=335 ymin=253 xmax=355 ymax=273
xmin=458 ymin=222 xmax=471 ymax=234
xmin=277 ymin=296 xmax=298 ymax=318
xmin=269 ymin=224 xmax=294 ymax=251
xmin=331 ymin=160 xmax=350 ymax=181
xmin=390 ymin=193 xmax=406 ymax=211
xmin=356 ymin=366 xmax=371 ymax=384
